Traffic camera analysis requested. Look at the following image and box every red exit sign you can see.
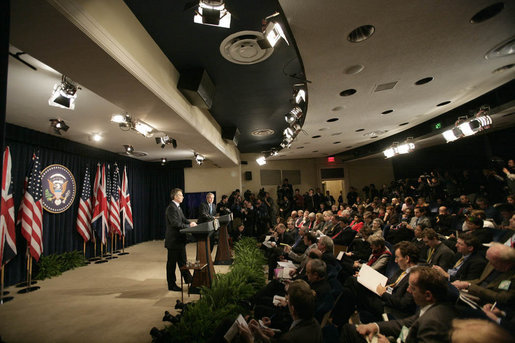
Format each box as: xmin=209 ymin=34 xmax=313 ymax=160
xmin=327 ymin=156 xmax=335 ymax=163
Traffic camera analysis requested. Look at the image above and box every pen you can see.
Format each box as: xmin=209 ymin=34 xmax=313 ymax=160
xmin=491 ymin=301 xmax=497 ymax=311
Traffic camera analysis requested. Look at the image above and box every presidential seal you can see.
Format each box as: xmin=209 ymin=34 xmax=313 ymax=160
xmin=41 ymin=164 xmax=77 ymax=213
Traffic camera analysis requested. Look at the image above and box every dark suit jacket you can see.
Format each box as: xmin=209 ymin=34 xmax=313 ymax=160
xmin=451 ymin=252 xmax=487 ymax=282
xmin=428 ymin=243 xmax=454 ymax=270
xmin=165 ymin=202 xmax=191 ymax=250
xmin=382 ymin=269 xmax=416 ymax=318
xmin=468 ymin=263 xmax=515 ymax=305
xmin=332 ymin=226 xmax=357 ymax=246
xmin=198 ymin=201 xmax=216 ymax=223
xmin=274 ymin=318 xmax=322 ymax=343
xmin=378 ymin=303 xmax=456 ymax=343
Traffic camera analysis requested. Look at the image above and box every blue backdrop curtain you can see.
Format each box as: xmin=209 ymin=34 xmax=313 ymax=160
xmin=3 ymin=124 xmax=190 ymax=287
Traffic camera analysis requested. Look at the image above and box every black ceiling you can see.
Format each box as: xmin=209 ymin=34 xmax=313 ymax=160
xmin=124 ymin=0 xmax=306 ymax=153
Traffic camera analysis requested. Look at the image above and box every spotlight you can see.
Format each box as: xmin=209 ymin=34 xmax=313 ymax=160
xmin=441 ymin=106 xmax=492 ymax=143
xmin=111 ymin=113 xmax=155 ymax=137
xmin=383 ymin=139 xmax=415 ymax=158
xmin=284 ymin=106 xmax=303 ymax=124
xmin=256 ymin=156 xmax=267 ymax=166
xmin=111 ymin=114 xmax=127 ymax=123
xmin=258 ymin=20 xmax=289 ymax=49
xmin=90 ymin=133 xmax=102 ymax=142
xmin=193 ymin=0 xmax=231 ymax=28
xmin=294 ymin=88 xmax=306 ymax=104
xmin=49 ymin=119 xmax=69 ymax=135
xmin=124 ymin=145 xmax=134 ymax=154
xmin=383 ymin=147 xmax=395 ymax=158
xmin=194 ymin=153 xmax=205 ymax=165
xmin=155 ymin=136 xmax=177 ymax=149
xmin=284 ymin=127 xmax=294 ymax=139
xmin=442 ymin=127 xmax=463 ymax=142
xmin=134 ymin=120 xmax=154 ymax=137
xmin=49 ymin=76 xmax=79 ymax=110
xmin=161 ymin=158 xmax=167 ymax=165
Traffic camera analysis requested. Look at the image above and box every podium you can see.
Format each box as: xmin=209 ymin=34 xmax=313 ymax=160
xmin=214 ymin=213 xmax=233 ymax=265
xmin=180 ymin=221 xmax=217 ymax=289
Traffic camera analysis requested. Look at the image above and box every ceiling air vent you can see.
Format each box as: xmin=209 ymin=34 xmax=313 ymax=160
xmin=374 ymin=81 xmax=398 ymax=92
xmin=220 ymin=31 xmax=274 ymax=65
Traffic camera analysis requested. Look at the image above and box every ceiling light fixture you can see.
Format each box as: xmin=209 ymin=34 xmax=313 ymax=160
xmin=194 ymin=152 xmax=205 ymax=165
xmin=285 ymin=106 xmax=303 ymax=124
xmin=442 ymin=106 xmax=492 ymax=143
xmin=383 ymin=138 xmax=416 ymax=158
xmin=48 ymin=76 xmax=80 ymax=110
xmin=161 ymin=158 xmax=167 ymax=165
xmin=193 ymin=0 xmax=231 ymax=28
xmin=256 ymin=156 xmax=267 ymax=166
xmin=257 ymin=13 xmax=289 ymax=49
xmin=111 ymin=113 xmax=155 ymax=137
xmin=124 ymin=145 xmax=134 ymax=154
xmin=90 ymin=133 xmax=102 ymax=142
xmin=49 ymin=119 xmax=69 ymax=135
xmin=155 ymin=135 xmax=177 ymax=149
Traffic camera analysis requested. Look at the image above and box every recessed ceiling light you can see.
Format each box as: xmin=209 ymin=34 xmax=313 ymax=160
xmin=347 ymin=25 xmax=375 ymax=43
xmin=90 ymin=133 xmax=102 ymax=142
xmin=251 ymin=128 xmax=275 ymax=136
xmin=492 ymin=64 xmax=515 ymax=73
xmin=333 ymin=141 xmax=341 ymax=144
xmin=312 ymin=150 xmax=319 ymax=152
xmin=415 ymin=77 xmax=434 ymax=85
xmin=344 ymin=64 xmax=365 ymax=75
xmin=485 ymin=37 xmax=515 ymax=59
xmin=346 ymin=146 xmax=353 ymax=148
xmin=319 ymin=127 xmax=329 ymax=131
xmin=327 ymin=118 xmax=339 ymax=122
xmin=331 ymin=132 xmax=342 ymax=136
xmin=363 ymin=130 xmax=387 ymax=137
xmin=437 ymin=101 xmax=451 ymax=107
xmin=470 ymin=2 xmax=504 ymax=24
xmin=297 ymin=146 xmax=304 ymax=149
xmin=355 ymin=128 xmax=365 ymax=132
xmin=340 ymin=89 xmax=357 ymax=97
xmin=381 ymin=109 xmax=394 ymax=115
xmin=370 ymin=136 xmax=378 ymax=139
xmin=399 ymin=122 xmax=409 ymax=126
xmin=332 ymin=106 xmax=344 ymax=111
xmin=312 ymin=135 xmax=321 ymax=138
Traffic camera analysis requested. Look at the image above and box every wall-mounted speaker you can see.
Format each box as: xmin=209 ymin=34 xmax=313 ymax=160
xmin=222 ymin=126 xmax=240 ymax=146
xmin=177 ymin=68 xmax=215 ymax=109
xmin=244 ymin=171 xmax=252 ymax=180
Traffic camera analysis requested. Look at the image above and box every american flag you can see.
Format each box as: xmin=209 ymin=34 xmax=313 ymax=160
xmin=18 ymin=152 xmax=43 ymax=261
xmin=1 ymin=147 xmax=17 ymax=266
xmin=76 ymin=166 xmax=93 ymax=242
xmin=105 ymin=163 xmax=111 ymax=219
xmin=91 ymin=164 xmax=108 ymax=244
xmin=120 ymin=166 xmax=133 ymax=235
xmin=109 ymin=164 xmax=121 ymax=236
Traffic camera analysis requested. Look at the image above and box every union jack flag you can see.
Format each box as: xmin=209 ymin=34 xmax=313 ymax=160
xmin=120 ymin=166 xmax=133 ymax=235
xmin=1 ymin=147 xmax=17 ymax=266
xmin=109 ymin=164 xmax=121 ymax=236
xmin=76 ymin=166 xmax=93 ymax=242
xmin=91 ymin=164 xmax=108 ymax=244
xmin=18 ymin=152 xmax=43 ymax=261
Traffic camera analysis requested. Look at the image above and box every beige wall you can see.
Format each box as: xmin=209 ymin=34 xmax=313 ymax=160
xmin=343 ymin=157 xmax=394 ymax=200
xmin=184 ymin=162 xmax=241 ymax=201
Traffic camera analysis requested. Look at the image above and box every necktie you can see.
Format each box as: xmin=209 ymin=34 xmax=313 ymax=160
xmin=426 ymin=248 xmax=435 ymax=263
xmin=388 ymin=271 xmax=407 ymax=288
xmin=453 ymin=256 xmax=465 ymax=269
xmin=209 ymin=203 xmax=213 ymax=215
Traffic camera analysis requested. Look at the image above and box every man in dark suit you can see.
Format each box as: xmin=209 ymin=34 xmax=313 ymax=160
xmin=198 ymin=192 xmax=216 ymax=223
xmin=432 ymin=232 xmax=487 ymax=282
xmin=341 ymin=266 xmax=457 ymax=343
xmin=239 ymin=279 xmax=323 ymax=343
xmin=165 ymin=188 xmax=197 ymax=291
xmin=422 ymin=228 xmax=455 ymax=270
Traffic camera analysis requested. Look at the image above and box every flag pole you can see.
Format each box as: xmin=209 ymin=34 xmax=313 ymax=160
xmin=89 ymin=234 xmax=100 ymax=262
xmin=15 ymin=247 xmax=36 ymax=288
xmin=1 ymin=266 xmax=14 ymax=304
xmin=106 ymin=232 xmax=117 ymax=260
xmin=18 ymin=255 xmax=40 ymax=294
xmin=95 ymin=241 xmax=108 ymax=264
xmin=82 ymin=242 xmax=91 ymax=265
xmin=118 ymin=234 xmax=129 ymax=255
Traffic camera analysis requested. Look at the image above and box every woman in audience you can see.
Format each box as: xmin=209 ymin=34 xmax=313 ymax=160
xmin=350 ymin=214 xmax=364 ymax=232
xmin=312 ymin=212 xmax=324 ymax=232
xmin=353 ymin=236 xmax=391 ymax=275
xmin=402 ymin=196 xmax=415 ymax=213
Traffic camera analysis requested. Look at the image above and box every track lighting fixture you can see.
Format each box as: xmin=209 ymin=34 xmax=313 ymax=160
xmin=155 ymin=135 xmax=177 ymax=149
xmin=49 ymin=119 xmax=69 ymax=135
xmin=285 ymin=106 xmax=303 ymax=124
xmin=383 ymin=138 xmax=415 ymax=158
xmin=194 ymin=153 xmax=205 ymax=165
xmin=442 ymin=106 xmax=492 ymax=143
xmin=111 ymin=113 xmax=155 ymax=138
xmin=193 ymin=0 xmax=231 ymax=28
xmin=257 ymin=13 xmax=288 ymax=49
xmin=49 ymin=76 xmax=80 ymax=110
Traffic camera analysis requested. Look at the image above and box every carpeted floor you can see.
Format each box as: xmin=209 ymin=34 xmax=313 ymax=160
xmin=0 ymin=241 xmax=230 ymax=343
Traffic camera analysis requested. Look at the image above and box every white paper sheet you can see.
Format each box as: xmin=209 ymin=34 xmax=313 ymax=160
xmin=357 ymin=264 xmax=388 ymax=296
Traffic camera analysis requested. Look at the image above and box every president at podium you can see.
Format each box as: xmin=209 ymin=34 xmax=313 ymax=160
xmin=165 ymin=188 xmax=197 ymax=292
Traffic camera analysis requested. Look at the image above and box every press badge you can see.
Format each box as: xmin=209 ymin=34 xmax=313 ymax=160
xmin=396 ymin=325 xmax=410 ymax=343
xmin=386 ymin=286 xmax=394 ymax=294
xmin=498 ymin=280 xmax=511 ymax=290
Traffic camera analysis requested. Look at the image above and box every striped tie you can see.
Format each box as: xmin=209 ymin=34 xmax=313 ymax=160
xmin=388 ymin=271 xmax=406 ymax=288
xmin=453 ymin=256 xmax=465 ymax=269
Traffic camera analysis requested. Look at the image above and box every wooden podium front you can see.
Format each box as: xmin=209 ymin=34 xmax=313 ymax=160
xmin=214 ymin=213 xmax=233 ymax=265
xmin=180 ymin=221 xmax=216 ymax=289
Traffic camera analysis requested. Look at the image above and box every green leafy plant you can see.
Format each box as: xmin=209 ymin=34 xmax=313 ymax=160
xmin=164 ymin=237 xmax=266 ymax=342
xmin=34 ymin=250 xmax=87 ymax=280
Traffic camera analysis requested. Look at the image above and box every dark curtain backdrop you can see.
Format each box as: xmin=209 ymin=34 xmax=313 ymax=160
xmin=392 ymin=126 xmax=515 ymax=180
xmin=3 ymin=124 xmax=189 ymax=287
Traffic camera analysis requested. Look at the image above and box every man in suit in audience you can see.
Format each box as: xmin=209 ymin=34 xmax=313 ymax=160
xmin=165 ymin=188 xmax=197 ymax=291
xmin=239 ymin=279 xmax=323 ymax=343
xmin=407 ymin=207 xmax=431 ymax=230
xmin=422 ymin=228 xmax=455 ymax=270
xmin=198 ymin=192 xmax=216 ymax=223
xmin=432 ymin=232 xmax=487 ymax=282
xmin=341 ymin=266 xmax=457 ymax=343
xmin=452 ymin=242 xmax=515 ymax=306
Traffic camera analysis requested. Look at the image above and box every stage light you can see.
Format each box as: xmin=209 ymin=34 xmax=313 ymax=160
xmin=285 ymin=106 xmax=303 ymax=124
xmin=284 ymin=127 xmax=294 ymax=139
xmin=256 ymin=156 xmax=267 ymax=166
xmin=442 ymin=127 xmax=462 ymax=142
xmin=49 ymin=76 xmax=79 ymax=110
xmin=124 ymin=145 xmax=134 ymax=154
xmin=91 ymin=133 xmax=102 ymax=142
xmin=193 ymin=0 xmax=231 ymax=28
xmin=260 ymin=21 xmax=288 ymax=48
xmin=49 ymin=119 xmax=69 ymax=135
xmin=111 ymin=114 xmax=127 ymax=123
xmin=294 ymin=88 xmax=306 ymax=104
xmin=111 ymin=113 xmax=155 ymax=137
xmin=396 ymin=142 xmax=415 ymax=154
xmin=161 ymin=158 xmax=167 ymax=165
xmin=155 ymin=135 xmax=177 ymax=149
xmin=383 ymin=139 xmax=415 ymax=158
xmin=194 ymin=153 xmax=205 ymax=165
xmin=441 ymin=106 xmax=492 ymax=143
xmin=383 ymin=147 xmax=395 ymax=158
xmin=134 ymin=120 xmax=154 ymax=137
